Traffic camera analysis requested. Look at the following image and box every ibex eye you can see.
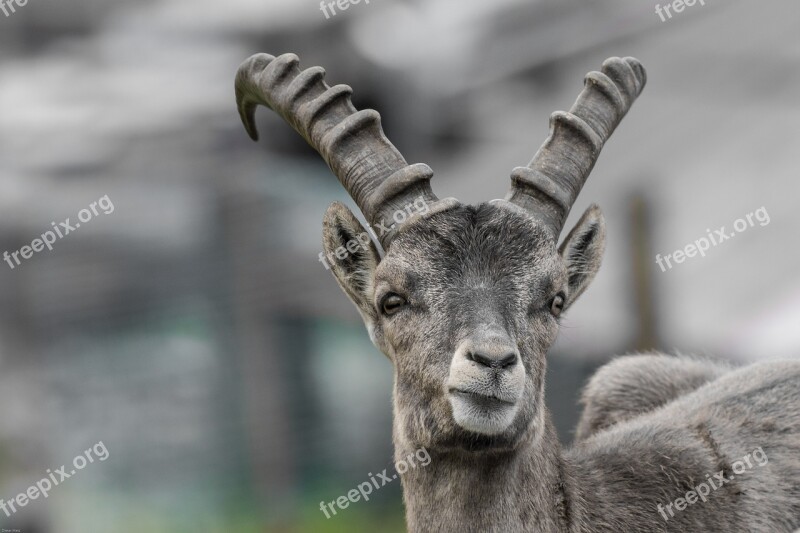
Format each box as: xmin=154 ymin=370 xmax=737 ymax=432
xmin=549 ymin=293 xmax=565 ymax=317
xmin=381 ymin=294 xmax=406 ymax=316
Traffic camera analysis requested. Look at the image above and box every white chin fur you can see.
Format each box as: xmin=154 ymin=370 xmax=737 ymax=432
xmin=449 ymin=393 xmax=520 ymax=435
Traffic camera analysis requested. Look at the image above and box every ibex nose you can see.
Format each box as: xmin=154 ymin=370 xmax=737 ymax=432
xmin=467 ymin=349 xmax=518 ymax=369
xmin=457 ymin=323 xmax=519 ymax=371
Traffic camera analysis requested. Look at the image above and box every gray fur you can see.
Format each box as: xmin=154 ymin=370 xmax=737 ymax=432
xmin=576 ymin=354 xmax=732 ymax=441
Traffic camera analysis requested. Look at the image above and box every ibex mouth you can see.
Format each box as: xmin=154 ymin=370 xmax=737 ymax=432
xmin=449 ymin=388 xmax=515 ymax=407
xmin=447 ymin=387 xmax=521 ymax=436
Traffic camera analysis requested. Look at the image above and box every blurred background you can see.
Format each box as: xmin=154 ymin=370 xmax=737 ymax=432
xmin=0 ymin=0 xmax=798 ymax=531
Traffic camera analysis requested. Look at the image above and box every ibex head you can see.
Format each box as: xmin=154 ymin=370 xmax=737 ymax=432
xmin=236 ymin=53 xmax=645 ymax=452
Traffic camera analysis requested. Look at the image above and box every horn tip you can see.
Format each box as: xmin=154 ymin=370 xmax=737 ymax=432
xmin=236 ymin=98 xmax=261 ymax=142
xmin=244 ymin=115 xmax=260 ymax=141
xmin=235 ymin=53 xmax=279 ymax=142
xmin=622 ymin=56 xmax=647 ymax=91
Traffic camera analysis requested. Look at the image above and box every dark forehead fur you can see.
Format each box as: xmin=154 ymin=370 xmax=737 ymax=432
xmin=381 ymin=203 xmax=562 ymax=290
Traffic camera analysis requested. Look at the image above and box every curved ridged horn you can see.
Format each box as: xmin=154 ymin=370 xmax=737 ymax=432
xmin=235 ymin=52 xmax=443 ymax=247
xmin=506 ymin=56 xmax=647 ymax=238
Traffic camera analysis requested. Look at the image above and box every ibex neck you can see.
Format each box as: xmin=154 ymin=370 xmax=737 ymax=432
xmin=397 ymin=415 xmax=573 ymax=533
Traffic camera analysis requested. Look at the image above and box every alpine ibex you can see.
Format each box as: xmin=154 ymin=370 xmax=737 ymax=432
xmin=235 ymin=52 xmax=800 ymax=532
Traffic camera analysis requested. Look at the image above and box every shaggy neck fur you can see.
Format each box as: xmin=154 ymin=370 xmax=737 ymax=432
xmin=396 ymin=412 xmax=576 ymax=533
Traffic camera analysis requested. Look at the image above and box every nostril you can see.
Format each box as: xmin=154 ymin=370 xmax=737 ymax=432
xmin=468 ymin=352 xmax=493 ymax=368
xmin=467 ymin=351 xmax=518 ymax=369
xmin=497 ymin=352 xmax=518 ymax=369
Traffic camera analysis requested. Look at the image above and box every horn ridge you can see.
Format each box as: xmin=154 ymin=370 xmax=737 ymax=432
xmin=506 ymin=56 xmax=646 ymax=238
xmin=235 ymin=52 xmax=444 ymax=247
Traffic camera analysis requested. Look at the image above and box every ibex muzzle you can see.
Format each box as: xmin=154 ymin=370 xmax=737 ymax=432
xmin=448 ymin=323 xmax=525 ymax=435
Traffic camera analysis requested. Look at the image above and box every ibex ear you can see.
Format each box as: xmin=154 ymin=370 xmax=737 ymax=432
xmin=322 ymin=202 xmax=382 ymax=323
xmin=558 ymin=204 xmax=606 ymax=310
